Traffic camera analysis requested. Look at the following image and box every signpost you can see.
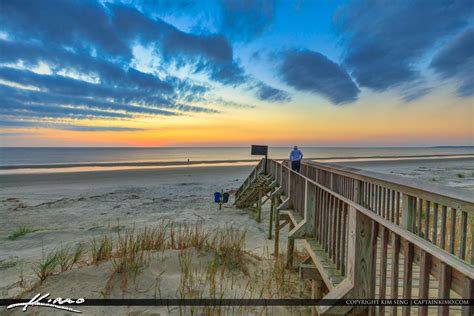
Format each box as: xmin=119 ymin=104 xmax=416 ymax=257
xmin=251 ymin=145 xmax=268 ymax=174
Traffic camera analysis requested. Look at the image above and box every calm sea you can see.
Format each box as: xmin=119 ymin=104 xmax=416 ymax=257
xmin=1 ymin=147 xmax=473 ymax=171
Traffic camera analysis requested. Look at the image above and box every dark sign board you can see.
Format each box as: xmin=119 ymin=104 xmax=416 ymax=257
xmin=251 ymin=145 xmax=268 ymax=156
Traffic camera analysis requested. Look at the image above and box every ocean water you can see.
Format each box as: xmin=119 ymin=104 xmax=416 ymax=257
xmin=1 ymin=147 xmax=473 ymax=169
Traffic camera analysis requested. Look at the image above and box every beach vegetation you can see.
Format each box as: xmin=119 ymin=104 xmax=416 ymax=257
xmin=0 ymin=258 xmax=18 ymax=270
xmin=24 ymin=220 xmax=309 ymax=313
xmin=33 ymin=249 xmax=60 ymax=282
xmin=7 ymin=225 xmax=35 ymax=240
xmin=56 ymin=243 xmax=86 ymax=272
xmin=206 ymin=227 xmax=247 ymax=271
xmin=90 ymin=235 xmax=113 ymax=264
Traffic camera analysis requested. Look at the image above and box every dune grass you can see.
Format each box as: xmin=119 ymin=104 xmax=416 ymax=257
xmin=0 ymin=258 xmax=19 ymax=270
xmin=26 ymin=220 xmax=308 ymax=314
xmin=7 ymin=226 xmax=35 ymax=240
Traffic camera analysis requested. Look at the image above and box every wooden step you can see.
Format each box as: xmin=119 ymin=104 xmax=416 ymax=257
xmin=279 ymin=209 xmax=303 ymax=226
xmin=303 ymin=238 xmax=345 ymax=291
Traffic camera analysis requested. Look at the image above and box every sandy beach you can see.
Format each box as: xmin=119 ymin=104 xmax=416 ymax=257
xmin=332 ymin=156 xmax=474 ymax=191
xmin=1 ymin=157 xmax=473 ymax=315
xmin=1 ymin=164 xmax=305 ymax=315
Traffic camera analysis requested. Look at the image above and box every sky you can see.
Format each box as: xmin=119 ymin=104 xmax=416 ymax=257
xmin=0 ymin=0 xmax=473 ymax=147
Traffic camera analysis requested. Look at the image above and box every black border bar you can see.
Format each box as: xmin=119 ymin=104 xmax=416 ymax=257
xmin=1 ymin=299 xmax=472 ymax=306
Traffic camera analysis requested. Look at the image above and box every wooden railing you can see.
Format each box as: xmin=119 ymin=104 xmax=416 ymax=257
xmin=235 ymin=159 xmax=265 ymax=200
xmin=264 ymin=158 xmax=473 ymax=315
xmin=299 ymin=160 xmax=474 ymax=265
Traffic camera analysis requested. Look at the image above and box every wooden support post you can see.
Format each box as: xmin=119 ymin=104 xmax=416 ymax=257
xmin=369 ymin=221 xmax=379 ymax=316
xmin=438 ymin=262 xmax=451 ymax=316
xmin=402 ymin=241 xmax=414 ymax=316
xmin=347 ymin=205 xmax=374 ymax=315
xmin=305 ymin=180 xmax=316 ymax=236
xmin=268 ymin=196 xmax=274 ymax=239
xmin=274 ymin=200 xmax=281 ymax=258
xmin=379 ymin=227 xmax=388 ymax=315
xmin=299 ymin=264 xmax=323 ymax=316
xmin=353 ymin=180 xmax=362 ymax=204
xmin=418 ymin=251 xmax=431 ymax=316
xmin=391 ymin=234 xmax=401 ymax=316
xmin=286 ymin=221 xmax=295 ymax=269
xmin=256 ymin=190 xmax=262 ymax=223
xmin=462 ymin=277 xmax=473 ymax=316
xmin=311 ymin=280 xmax=320 ymax=316
xmin=401 ymin=194 xmax=416 ymax=233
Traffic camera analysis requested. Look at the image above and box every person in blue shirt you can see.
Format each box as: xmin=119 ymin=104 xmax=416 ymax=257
xmin=289 ymin=145 xmax=303 ymax=172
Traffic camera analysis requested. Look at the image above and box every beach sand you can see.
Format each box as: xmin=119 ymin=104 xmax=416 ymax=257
xmin=1 ymin=157 xmax=472 ymax=315
xmin=1 ymin=165 xmax=306 ymax=315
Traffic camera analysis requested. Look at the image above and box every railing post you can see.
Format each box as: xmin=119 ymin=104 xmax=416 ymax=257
xmin=354 ymin=180 xmax=363 ymax=204
xmin=287 ymin=167 xmax=291 ymax=197
xmin=256 ymin=190 xmax=262 ymax=223
xmin=401 ymin=194 xmax=416 ymax=232
xmin=268 ymin=195 xmax=274 ymax=239
xmin=286 ymin=220 xmax=295 ymax=268
xmin=274 ymin=199 xmax=281 ymax=257
xmin=347 ymin=205 xmax=374 ymax=314
xmin=305 ymin=180 xmax=316 ymax=236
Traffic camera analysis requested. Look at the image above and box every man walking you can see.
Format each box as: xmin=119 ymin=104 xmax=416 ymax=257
xmin=289 ymin=145 xmax=303 ymax=173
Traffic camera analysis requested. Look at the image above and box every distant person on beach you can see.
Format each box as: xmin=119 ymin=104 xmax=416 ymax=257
xmin=289 ymin=146 xmax=303 ymax=172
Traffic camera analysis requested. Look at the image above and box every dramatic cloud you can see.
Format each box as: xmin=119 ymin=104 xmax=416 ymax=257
xmin=279 ymin=50 xmax=359 ymax=104
xmin=335 ymin=1 xmax=473 ymax=91
xmin=218 ymin=0 xmax=276 ymax=42
xmin=120 ymin=0 xmax=276 ymax=42
xmin=0 ymin=1 xmax=246 ymax=86
xmin=0 ymin=119 xmax=142 ymax=131
xmin=213 ymin=97 xmax=256 ymax=109
xmin=0 ymin=0 xmax=285 ymax=131
xmin=253 ymin=82 xmax=291 ymax=102
xmin=430 ymin=27 xmax=474 ymax=97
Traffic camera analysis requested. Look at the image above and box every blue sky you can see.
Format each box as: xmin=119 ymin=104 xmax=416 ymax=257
xmin=0 ymin=0 xmax=473 ymax=146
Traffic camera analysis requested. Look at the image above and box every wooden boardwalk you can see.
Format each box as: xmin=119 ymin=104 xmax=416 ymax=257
xmin=235 ymin=159 xmax=473 ymax=315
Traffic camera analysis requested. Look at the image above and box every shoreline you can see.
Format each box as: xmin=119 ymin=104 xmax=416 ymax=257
xmin=1 ymin=153 xmax=473 ymax=175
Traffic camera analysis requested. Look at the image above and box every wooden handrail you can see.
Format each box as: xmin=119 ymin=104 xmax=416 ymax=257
xmin=265 ymin=158 xmax=472 ymax=314
xmin=303 ymin=160 xmax=474 ymax=213
xmin=271 ymin=159 xmax=473 ymax=275
xmin=296 ymin=159 xmax=473 ymax=266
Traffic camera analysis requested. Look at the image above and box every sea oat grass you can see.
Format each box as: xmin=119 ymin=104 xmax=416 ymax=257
xmin=90 ymin=235 xmax=113 ymax=264
xmin=33 ymin=249 xmax=59 ymax=282
xmin=8 ymin=226 xmax=35 ymax=240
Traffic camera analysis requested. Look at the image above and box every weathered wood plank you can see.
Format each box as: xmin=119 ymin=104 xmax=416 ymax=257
xmin=402 ymin=194 xmax=416 ymax=233
xmin=424 ymin=200 xmax=430 ymax=241
xmin=438 ymin=262 xmax=451 ymax=315
xmin=369 ymin=221 xmax=379 ymax=316
xmin=459 ymin=211 xmax=467 ymax=260
xmin=351 ymin=208 xmax=373 ymax=315
xmin=391 ymin=234 xmax=400 ymax=316
xmin=432 ymin=202 xmax=439 ymax=245
xmin=440 ymin=205 xmax=447 ymax=249
xmin=450 ymin=207 xmax=457 ymax=254
xmin=341 ymin=204 xmax=347 ymax=274
xmin=402 ymin=241 xmax=414 ymax=316
xmin=461 ymin=277 xmax=473 ymax=316
xmin=417 ymin=198 xmax=423 ymax=236
xmin=379 ymin=227 xmax=388 ymax=315
xmin=418 ymin=250 xmax=431 ymax=316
